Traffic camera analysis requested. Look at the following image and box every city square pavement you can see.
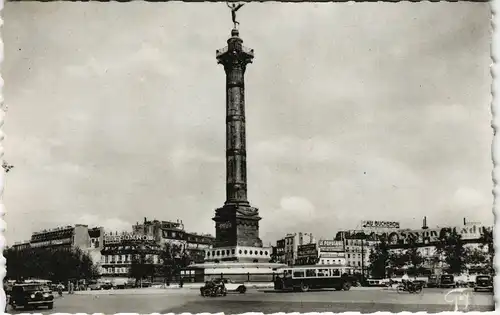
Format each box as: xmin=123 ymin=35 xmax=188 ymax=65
xmin=7 ymin=287 xmax=495 ymax=314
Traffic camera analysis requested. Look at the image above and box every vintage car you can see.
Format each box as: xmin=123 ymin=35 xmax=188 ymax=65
xmin=474 ymin=275 xmax=493 ymax=292
xmin=9 ymin=283 xmax=54 ymax=310
xmin=201 ymin=278 xmax=246 ymax=296
xmin=439 ymin=274 xmax=456 ymax=289
xmin=427 ymin=275 xmax=439 ymax=288
xmin=220 ymin=278 xmax=247 ymax=293
xmin=88 ymin=280 xmax=113 ymax=290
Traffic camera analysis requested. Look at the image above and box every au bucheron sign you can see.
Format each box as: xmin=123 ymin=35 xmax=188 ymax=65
xmin=361 ymin=220 xmax=400 ymax=229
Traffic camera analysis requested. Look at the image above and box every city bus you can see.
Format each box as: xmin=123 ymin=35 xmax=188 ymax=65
xmin=273 ymin=265 xmax=355 ymax=292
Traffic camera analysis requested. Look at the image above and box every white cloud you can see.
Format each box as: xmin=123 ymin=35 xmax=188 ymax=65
xmin=169 ymin=146 xmax=223 ymax=168
xmin=261 ymin=196 xmax=316 ymax=236
xmin=252 ymin=137 xmax=344 ymax=164
xmin=76 ymin=214 xmax=132 ymax=233
xmin=451 ymin=187 xmax=490 ymax=209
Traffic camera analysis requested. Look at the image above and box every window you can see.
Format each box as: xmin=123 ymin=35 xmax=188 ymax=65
xmin=265 ymin=251 xmax=268 ymax=255
xmin=207 ymin=252 xmax=211 ymax=257
xmin=260 ymin=251 xmax=263 ymax=255
xmin=321 ymin=260 xmax=325 ymax=264
xmin=244 ymin=250 xmax=248 ymax=254
xmin=306 ymin=269 xmax=317 ymax=277
xmin=330 ymin=269 xmax=340 ymax=277
xmin=232 ymin=249 xmax=235 ymax=255
xmin=358 ymin=261 xmax=361 ymax=266
xmin=216 ymin=251 xmax=220 ymax=256
xmin=250 ymin=250 xmax=253 ymax=255
xmin=239 ymin=250 xmax=242 ymax=254
xmin=293 ymin=270 xmax=305 ymax=278
xmin=318 ymin=269 xmax=328 ymax=276
xmin=347 ymin=254 xmax=350 ymax=258
xmin=212 ymin=251 xmax=215 ymax=256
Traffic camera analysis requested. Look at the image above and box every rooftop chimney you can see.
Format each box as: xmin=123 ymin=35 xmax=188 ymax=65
xmin=422 ymin=216 xmax=428 ymax=230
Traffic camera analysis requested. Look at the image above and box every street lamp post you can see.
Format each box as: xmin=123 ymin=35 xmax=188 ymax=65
xmin=361 ymin=236 xmax=365 ymax=283
xmin=359 ymin=232 xmax=368 ymax=285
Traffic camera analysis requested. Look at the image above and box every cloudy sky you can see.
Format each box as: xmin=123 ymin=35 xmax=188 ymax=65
xmin=3 ymin=2 xmax=493 ymax=245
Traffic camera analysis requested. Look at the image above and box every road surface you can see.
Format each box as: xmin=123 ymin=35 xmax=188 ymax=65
xmin=7 ymin=287 xmax=494 ymax=314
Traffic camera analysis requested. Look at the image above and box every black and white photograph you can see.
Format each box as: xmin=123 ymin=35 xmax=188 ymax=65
xmin=1 ymin=1 xmax=496 ymax=313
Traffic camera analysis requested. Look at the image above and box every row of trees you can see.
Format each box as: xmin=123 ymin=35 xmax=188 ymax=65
xmin=5 ymin=243 xmax=198 ymax=285
xmin=368 ymin=227 xmax=494 ymax=279
xmin=4 ymin=247 xmax=99 ymax=282
xmin=128 ymin=243 xmax=194 ymax=284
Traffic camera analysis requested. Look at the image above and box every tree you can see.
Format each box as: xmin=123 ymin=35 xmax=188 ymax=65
xmin=160 ymin=243 xmax=190 ymax=284
xmin=368 ymin=235 xmax=390 ymax=279
xmin=435 ymin=228 xmax=466 ymax=275
xmin=5 ymin=246 xmax=98 ymax=282
xmin=387 ymin=250 xmax=407 ymax=276
xmin=404 ymin=234 xmax=424 ymax=276
xmin=478 ymin=227 xmax=494 ymax=274
xmin=129 ymin=249 xmax=154 ymax=285
xmin=464 ymin=247 xmax=488 ymax=266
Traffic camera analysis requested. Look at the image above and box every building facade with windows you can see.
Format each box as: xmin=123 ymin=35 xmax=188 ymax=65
xmin=317 ymin=240 xmax=346 ymax=266
xmin=100 ymin=232 xmax=161 ymax=281
xmin=274 ymin=238 xmax=286 ymax=263
xmin=11 ymin=225 xmax=104 ymax=263
xmin=282 ymin=232 xmax=315 ymax=266
xmin=132 ymin=217 xmax=215 ymax=264
xmin=344 ymin=238 xmax=376 ymax=274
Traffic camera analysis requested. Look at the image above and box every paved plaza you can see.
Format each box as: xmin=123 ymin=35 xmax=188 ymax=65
xmin=7 ymin=287 xmax=494 ymax=314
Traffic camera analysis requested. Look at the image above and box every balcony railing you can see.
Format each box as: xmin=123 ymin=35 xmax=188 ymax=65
xmin=216 ymin=45 xmax=254 ymax=58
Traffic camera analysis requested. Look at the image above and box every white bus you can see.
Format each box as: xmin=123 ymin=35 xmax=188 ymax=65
xmin=273 ymin=265 xmax=355 ymax=292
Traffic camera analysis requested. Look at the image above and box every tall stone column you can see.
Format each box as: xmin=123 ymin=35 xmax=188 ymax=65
xmin=221 ymin=29 xmax=251 ymax=205
xmin=213 ymin=29 xmax=262 ymax=249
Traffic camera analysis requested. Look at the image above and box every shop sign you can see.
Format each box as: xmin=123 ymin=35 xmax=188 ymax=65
xmin=31 ymin=238 xmax=72 ymax=247
xmin=361 ymin=220 xmax=400 ymax=229
xmin=320 ymin=252 xmax=345 ymax=258
xmin=104 ymin=233 xmax=154 ymax=244
xmin=386 ymin=225 xmax=490 ymax=245
xmin=297 ymin=243 xmax=317 ymax=258
xmin=318 ymin=240 xmax=344 ymax=252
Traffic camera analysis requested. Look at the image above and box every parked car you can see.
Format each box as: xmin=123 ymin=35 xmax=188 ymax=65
xmin=439 ymin=274 xmax=456 ymax=288
xmin=474 ymin=275 xmax=493 ymax=292
xmin=427 ymin=275 xmax=439 ymax=288
xmin=88 ymin=281 xmax=112 ymax=290
xmin=9 ymin=283 xmax=54 ymax=310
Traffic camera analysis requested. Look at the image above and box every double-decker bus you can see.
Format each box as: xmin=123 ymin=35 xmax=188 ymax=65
xmin=273 ymin=265 xmax=355 ymax=292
